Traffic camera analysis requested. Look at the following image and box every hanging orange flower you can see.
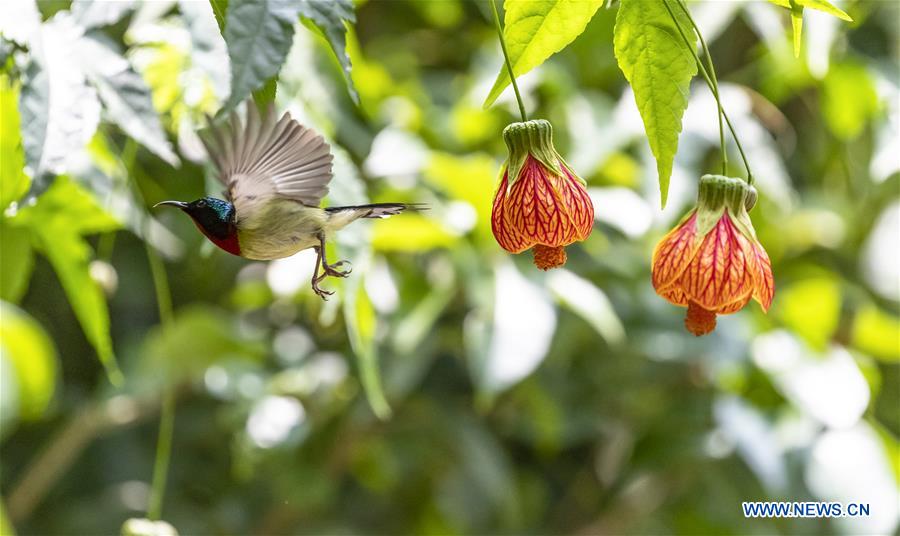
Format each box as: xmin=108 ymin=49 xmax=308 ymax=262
xmin=491 ymin=120 xmax=594 ymax=270
xmin=652 ymin=175 xmax=774 ymax=336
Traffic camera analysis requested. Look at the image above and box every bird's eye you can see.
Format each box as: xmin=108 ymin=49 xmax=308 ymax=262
xmin=196 ymin=199 xmax=207 ymax=208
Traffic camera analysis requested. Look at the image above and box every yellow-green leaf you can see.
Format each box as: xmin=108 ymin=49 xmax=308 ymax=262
xmin=614 ymin=0 xmax=697 ymax=207
xmin=15 ymin=177 xmax=123 ymax=384
xmin=791 ymin=1 xmax=804 ymax=58
xmin=823 ymin=61 xmax=879 ymax=141
xmin=0 ymin=223 xmax=34 ymax=303
xmin=343 ymin=270 xmax=391 ymax=419
xmin=769 ymin=0 xmax=852 ymax=21
xmin=768 ymin=0 xmax=853 ymax=57
xmin=0 ymin=499 xmax=15 ymax=536
xmin=852 ymin=305 xmax=900 ymax=363
xmin=0 ymin=301 xmax=58 ymax=422
xmin=0 ymin=75 xmax=29 ymax=210
xmin=483 ymin=0 xmax=603 ymax=108
xmin=372 ymin=214 xmax=457 ymax=252
xmin=777 ymin=277 xmax=841 ymax=352
xmin=424 ymin=152 xmax=495 ymax=241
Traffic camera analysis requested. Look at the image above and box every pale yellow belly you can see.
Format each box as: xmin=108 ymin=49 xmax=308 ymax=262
xmin=236 ymin=200 xmax=326 ymax=261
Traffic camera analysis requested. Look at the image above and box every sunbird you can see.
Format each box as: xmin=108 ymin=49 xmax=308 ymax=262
xmin=156 ymin=101 xmax=421 ymax=299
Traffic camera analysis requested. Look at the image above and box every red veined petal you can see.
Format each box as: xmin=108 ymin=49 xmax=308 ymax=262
xmin=656 ymin=285 xmax=690 ymax=306
xmin=502 ymin=157 xmax=578 ymax=248
xmin=750 ymin=240 xmax=775 ymax=311
xmin=681 ymin=213 xmax=756 ymax=311
xmin=491 ymin=169 xmax=532 ymax=253
xmin=651 ymin=211 xmax=700 ymax=292
xmin=717 ymin=293 xmax=753 ymax=315
xmin=559 ymin=164 xmax=594 ymax=241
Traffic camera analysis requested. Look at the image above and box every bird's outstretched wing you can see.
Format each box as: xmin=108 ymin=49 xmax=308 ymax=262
xmin=199 ymin=101 xmax=334 ymax=210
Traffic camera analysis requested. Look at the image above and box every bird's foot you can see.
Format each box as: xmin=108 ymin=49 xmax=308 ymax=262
xmin=311 ymin=278 xmax=334 ymax=300
xmin=322 ymin=259 xmax=352 ymax=278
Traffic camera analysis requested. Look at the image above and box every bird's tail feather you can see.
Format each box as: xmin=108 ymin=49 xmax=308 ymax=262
xmin=324 ymin=203 xmax=427 ymax=232
xmin=325 ymin=203 xmax=428 ymax=219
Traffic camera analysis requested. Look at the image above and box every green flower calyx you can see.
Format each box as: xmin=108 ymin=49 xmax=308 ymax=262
xmin=695 ymin=174 xmax=759 ymax=238
xmin=503 ymin=119 xmax=564 ymax=187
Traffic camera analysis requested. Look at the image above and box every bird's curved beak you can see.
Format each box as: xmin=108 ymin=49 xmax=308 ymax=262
xmin=153 ymin=200 xmax=189 ymax=210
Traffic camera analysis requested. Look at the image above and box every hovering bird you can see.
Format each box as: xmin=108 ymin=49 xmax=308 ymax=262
xmin=155 ymin=101 xmax=422 ymax=299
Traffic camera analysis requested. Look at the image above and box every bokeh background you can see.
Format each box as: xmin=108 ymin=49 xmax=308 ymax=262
xmin=1 ymin=0 xmax=898 ymax=534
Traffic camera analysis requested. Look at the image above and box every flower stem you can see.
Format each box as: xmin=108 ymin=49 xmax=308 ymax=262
xmin=490 ymin=0 xmax=527 ymax=122
xmin=663 ymin=0 xmax=753 ymax=184
xmin=121 ymin=139 xmax=177 ymax=521
xmin=680 ymin=1 xmax=726 ymax=174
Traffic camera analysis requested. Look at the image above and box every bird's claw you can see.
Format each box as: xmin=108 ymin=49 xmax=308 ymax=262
xmin=311 ymin=261 xmax=351 ymax=300
xmin=312 ymin=281 xmax=334 ymax=301
xmin=323 ymin=260 xmax=352 ymax=278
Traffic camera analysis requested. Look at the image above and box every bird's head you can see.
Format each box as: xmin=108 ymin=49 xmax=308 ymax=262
xmin=154 ymin=196 xmax=236 ymax=239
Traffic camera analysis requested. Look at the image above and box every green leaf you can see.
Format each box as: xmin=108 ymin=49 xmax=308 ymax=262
xmin=769 ymin=0 xmax=853 ymax=56
xmin=220 ymin=0 xmax=302 ymax=114
xmin=798 ymin=0 xmax=852 ymax=19
xmin=0 ymin=75 xmax=29 ymax=209
xmin=822 ymin=61 xmax=878 ymax=141
xmin=17 ymin=176 xmax=121 ymax=235
xmin=298 ymin=0 xmax=359 ymax=104
xmin=0 ymin=301 xmax=58 ymax=422
xmin=209 ymin=0 xmax=228 ymax=32
xmin=790 ymin=1 xmax=803 ymax=58
xmin=768 ymin=0 xmax=852 ymax=21
xmin=0 ymin=500 xmax=14 ymax=536
xmin=852 ymin=305 xmax=900 ymax=363
xmin=343 ymin=268 xmax=391 ymax=419
xmin=0 ymin=223 xmax=34 ymax=303
xmin=483 ymin=0 xmax=602 ymax=108
xmin=15 ymin=177 xmax=123 ymax=384
xmin=204 ymin=0 xmax=254 ymax=105
xmin=252 ymin=76 xmax=278 ymax=110
xmin=776 ymin=277 xmax=841 ymax=352
xmin=613 ymin=0 xmax=697 ymax=207
xmin=371 ymin=214 xmax=457 ymax=252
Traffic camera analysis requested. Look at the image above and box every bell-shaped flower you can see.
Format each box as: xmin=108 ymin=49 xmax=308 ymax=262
xmin=652 ymin=175 xmax=774 ymax=336
xmin=491 ymin=120 xmax=594 ymax=270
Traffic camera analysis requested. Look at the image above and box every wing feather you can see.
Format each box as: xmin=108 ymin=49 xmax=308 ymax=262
xmin=200 ymin=101 xmax=334 ymax=209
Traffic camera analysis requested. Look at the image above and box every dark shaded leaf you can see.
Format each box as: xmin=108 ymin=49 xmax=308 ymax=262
xmin=220 ymin=0 xmax=302 ymax=113
xmin=91 ymin=64 xmax=180 ymax=166
xmin=298 ymin=0 xmax=358 ymax=104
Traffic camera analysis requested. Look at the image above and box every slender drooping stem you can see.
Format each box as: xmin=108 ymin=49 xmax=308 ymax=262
xmin=490 ymin=0 xmax=527 ymax=122
xmin=677 ymin=0 xmax=726 ymax=174
xmin=121 ymin=139 xmax=177 ymax=521
xmin=663 ymin=0 xmax=754 ymax=184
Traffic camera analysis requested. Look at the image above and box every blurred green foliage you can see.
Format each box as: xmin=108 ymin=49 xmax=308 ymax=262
xmin=0 ymin=1 xmax=898 ymax=535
